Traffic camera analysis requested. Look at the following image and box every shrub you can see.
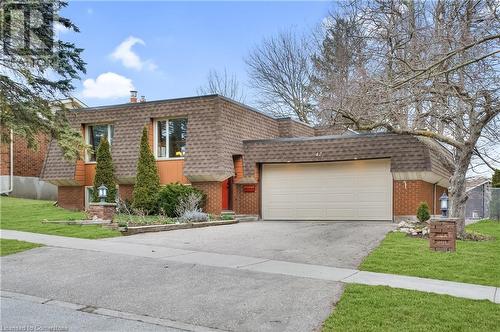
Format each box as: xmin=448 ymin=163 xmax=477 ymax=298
xmin=132 ymin=127 xmax=160 ymax=214
xmin=92 ymin=137 xmax=116 ymax=203
xmin=156 ymin=183 xmax=206 ymax=217
xmin=179 ymin=210 xmax=209 ymax=223
xmin=416 ymin=201 xmax=430 ymax=222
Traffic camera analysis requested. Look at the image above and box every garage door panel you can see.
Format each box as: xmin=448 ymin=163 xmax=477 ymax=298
xmin=262 ymin=160 xmax=392 ymax=221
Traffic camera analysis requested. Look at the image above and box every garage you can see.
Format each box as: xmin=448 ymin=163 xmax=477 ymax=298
xmin=261 ymin=159 xmax=392 ymax=221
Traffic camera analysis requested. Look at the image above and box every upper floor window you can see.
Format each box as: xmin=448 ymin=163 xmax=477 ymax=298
xmin=154 ymin=118 xmax=187 ymax=159
xmin=86 ymin=124 xmax=114 ymax=162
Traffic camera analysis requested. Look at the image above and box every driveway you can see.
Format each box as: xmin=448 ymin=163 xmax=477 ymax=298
xmin=104 ymin=220 xmax=395 ymax=268
xmin=1 ymin=221 xmax=393 ymax=331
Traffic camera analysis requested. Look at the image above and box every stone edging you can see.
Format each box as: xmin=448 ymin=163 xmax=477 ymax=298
xmin=120 ymin=220 xmax=238 ymax=235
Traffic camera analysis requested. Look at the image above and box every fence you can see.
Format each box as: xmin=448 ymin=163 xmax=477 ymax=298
xmin=489 ymin=188 xmax=500 ymax=221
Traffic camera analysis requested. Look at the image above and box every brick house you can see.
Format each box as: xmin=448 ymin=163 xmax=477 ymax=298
xmin=41 ymin=94 xmax=451 ymax=221
xmin=1 ymin=98 xmax=86 ymax=200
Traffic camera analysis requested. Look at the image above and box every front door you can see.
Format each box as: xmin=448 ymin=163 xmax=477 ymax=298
xmin=221 ymin=178 xmax=232 ymax=210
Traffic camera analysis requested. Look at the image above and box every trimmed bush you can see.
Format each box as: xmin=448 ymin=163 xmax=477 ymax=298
xmin=132 ymin=127 xmax=160 ymax=213
xmin=156 ymin=183 xmax=206 ymax=217
xmin=416 ymin=201 xmax=431 ymax=222
xmin=92 ymin=137 xmax=116 ymax=203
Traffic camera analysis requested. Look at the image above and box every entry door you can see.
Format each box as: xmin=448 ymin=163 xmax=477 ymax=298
xmin=261 ymin=159 xmax=392 ymax=221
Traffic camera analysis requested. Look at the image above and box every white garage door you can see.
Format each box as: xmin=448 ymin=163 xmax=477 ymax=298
xmin=262 ymin=159 xmax=392 ymax=221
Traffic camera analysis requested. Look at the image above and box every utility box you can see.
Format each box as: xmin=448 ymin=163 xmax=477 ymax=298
xmin=429 ymin=219 xmax=456 ymax=252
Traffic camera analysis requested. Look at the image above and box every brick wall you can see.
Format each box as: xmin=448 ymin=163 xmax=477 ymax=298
xmin=13 ymin=134 xmax=49 ymax=177
xmin=0 ymin=141 xmax=9 ymax=176
xmin=118 ymin=184 xmax=134 ymax=203
xmin=1 ymin=133 xmax=49 ymax=177
xmin=234 ymin=185 xmax=259 ymax=215
xmin=393 ymin=180 xmax=447 ymax=216
xmin=58 ymin=186 xmax=84 ymax=210
xmin=192 ymin=181 xmax=222 ymax=215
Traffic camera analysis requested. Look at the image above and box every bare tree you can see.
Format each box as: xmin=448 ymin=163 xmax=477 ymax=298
xmin=197 ymin=69 xmax=245 ymax=102
xmin=314 ymin=0 xmax=500 ymax=234
xmin=246 ymin=30 xmax=314 ymax=123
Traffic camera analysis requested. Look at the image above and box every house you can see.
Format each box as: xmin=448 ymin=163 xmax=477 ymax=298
xmin=0 ymin=98 xmax=87 ymax=200
xmin=465 ymin=177 xmax=492 ymax=220
xmin=41 ymin=94 xmax=451 ymax=221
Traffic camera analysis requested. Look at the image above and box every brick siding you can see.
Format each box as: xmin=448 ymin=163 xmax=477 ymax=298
xmin=118 ymin=184 xmax=134 ymax=203
xmin=393 ymin=180 xmax=448 ymax=216
xmin=192 ymin=181 xmax=222 ymax=215
xmin=1 ymin=134 xmax=49 ymax=177
xmin=58 ymin=186 xmax=84 ymax=210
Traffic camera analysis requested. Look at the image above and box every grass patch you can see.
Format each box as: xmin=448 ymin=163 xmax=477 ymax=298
xmin=323 ymin=284 xmax=500 ymax=332
xmin=0 ymin=239 xmax=42 ymax=256
xmin=0 ymin=197 xmax=120 ymax=239
xmin=360 ymin=220 xmax=500 ymax=286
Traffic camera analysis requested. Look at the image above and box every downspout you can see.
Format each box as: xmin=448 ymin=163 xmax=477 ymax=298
xmin=4 ymin=130 xmax=14 ymax=194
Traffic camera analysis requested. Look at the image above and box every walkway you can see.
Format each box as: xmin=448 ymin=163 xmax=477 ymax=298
xmin=1 ymin=230 xmax=499 ymax=304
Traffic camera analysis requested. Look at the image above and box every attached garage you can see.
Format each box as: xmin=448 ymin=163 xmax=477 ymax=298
xmin=261 ymin=159 xmax=392 ymax=221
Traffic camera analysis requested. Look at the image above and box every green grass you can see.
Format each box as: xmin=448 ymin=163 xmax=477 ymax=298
xmin=0 ymin=238 xmax=43 ymax=256
xmin=0 ymin=197 xmax=120 ymax=239
xmin=322 ymin=285 xmax=500 ymax=332
xmin=360 ymin=220 xmax=500 ymax=286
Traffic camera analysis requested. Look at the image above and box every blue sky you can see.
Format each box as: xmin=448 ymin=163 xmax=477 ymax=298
xmin=59 ymin=1 xmax=333 ymax=107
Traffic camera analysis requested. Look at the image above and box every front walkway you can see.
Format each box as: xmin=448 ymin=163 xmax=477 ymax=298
xmin=2 ymin=230 xmax=498 ymax=304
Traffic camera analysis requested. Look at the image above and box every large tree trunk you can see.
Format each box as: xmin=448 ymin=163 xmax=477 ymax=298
xmin=448 ymin=147 xmax=474 ymax=237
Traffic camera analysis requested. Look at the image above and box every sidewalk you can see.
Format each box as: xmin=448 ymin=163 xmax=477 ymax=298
xmin=2 ymin=229 xmax=499 ymax=304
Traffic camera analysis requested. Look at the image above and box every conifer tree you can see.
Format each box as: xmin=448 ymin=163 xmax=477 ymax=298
xmin=92 ymin=137 xmax=116 ymax=202
xmin=132 ymin=127 xmax=160 ymax=213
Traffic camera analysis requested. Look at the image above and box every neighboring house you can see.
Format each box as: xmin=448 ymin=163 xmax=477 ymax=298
xmin=41 ymin=94 xmax=451 ymax=221
xmin=465 ymin=177 xmax=492 ymax=220
xmin=0 ymin=98 xmax=87 ymax=200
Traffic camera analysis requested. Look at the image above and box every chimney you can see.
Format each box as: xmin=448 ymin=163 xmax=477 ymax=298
xmin=130 ymin=90 xmax=138 ymax=103
xmin=140 ymin=95 xmax=146 ymax=103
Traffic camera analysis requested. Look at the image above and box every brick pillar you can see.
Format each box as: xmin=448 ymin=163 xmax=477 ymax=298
xmin=87 ymin=203 xmax=117 ymax=221
xmin=429 ymin=219 xmax=456 ymax=252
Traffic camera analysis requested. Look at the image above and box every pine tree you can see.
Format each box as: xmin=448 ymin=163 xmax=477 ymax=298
xmin=132 ymin=127 xmax=160 ymax=213
xmin=92 ymin=137 xmax=116 ymax=202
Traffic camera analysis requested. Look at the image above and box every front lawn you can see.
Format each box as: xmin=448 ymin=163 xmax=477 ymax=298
xmin=322 ymin=285 xmax=500 ymax=332
xmin=0 ymin=197 xmax=120 ymax=239
xmin=360 ymin=220 xmax=500 ymax=286
xmin=0 ymin=239 xmax=43 ymax=256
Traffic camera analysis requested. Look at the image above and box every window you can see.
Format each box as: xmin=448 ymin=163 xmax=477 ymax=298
xmin=155 ymin=118 xmax=187 ymax=159
xmin=85 ymin=186 xmax=94 ymax=210
xmin=86 ymin=124 xmax=114 ymax=162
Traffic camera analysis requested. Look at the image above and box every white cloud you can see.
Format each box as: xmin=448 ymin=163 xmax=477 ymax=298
xmin=54 ymin=22 xmax=69 ymax=34
xmin=110 ymin=36 xmax=156 ymax=71
xmin=82 ymin=72 xmax=134 ymax=99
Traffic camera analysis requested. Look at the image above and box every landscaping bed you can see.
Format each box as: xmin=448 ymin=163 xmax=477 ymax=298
xmin=120 ymin=219 xmax=238 ymax=235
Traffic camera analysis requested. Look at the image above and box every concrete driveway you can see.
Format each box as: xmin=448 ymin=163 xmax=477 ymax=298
xmin=104 ymin=220 xmax=395 ymax=268
xmin=1 ymin=221 xmax=393 ymax=331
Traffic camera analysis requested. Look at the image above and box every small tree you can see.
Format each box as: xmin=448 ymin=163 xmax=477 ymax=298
xmin=92 ymin=137 xmax=116 ymax=203
xmin=132 ymin=127 xmax=160 ymax=213
xmin=416 ymin=202 xmax=430 ymax=223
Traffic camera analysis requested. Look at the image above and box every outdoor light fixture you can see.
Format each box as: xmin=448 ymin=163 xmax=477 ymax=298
xmin=98 ymin=184 xmax=108 ymax=203
xmin=440 ymin=192 xmax=449 ymax=218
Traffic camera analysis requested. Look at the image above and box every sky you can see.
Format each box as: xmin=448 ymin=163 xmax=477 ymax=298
xmin=58 ymin=1 xmax=333 ymax=107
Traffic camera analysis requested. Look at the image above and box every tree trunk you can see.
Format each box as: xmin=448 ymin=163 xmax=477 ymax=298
xmin=448 ymin=148 xmax=474 ymax=237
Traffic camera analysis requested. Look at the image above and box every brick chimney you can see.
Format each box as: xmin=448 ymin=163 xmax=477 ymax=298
xmin=130 ymin=90 xmax=138 ymax=103
xmin=140 ymin=95 xmax=146 ymax=102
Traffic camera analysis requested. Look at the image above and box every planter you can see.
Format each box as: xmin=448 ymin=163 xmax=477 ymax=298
xmin=120 ymin=219 xmax=237 ymax=236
